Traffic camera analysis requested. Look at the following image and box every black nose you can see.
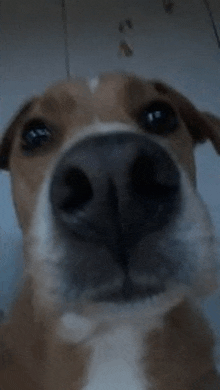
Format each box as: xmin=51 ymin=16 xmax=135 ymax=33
xmin=50 ymin=132 xmax=180 ymax=256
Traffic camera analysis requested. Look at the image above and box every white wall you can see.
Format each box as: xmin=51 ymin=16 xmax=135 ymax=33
xmin=1 ymin=0 xmax=220 ymax=349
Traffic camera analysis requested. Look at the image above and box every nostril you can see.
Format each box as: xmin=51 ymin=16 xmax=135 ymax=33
xmin=131 ymin=156 xmax=156 ymax=198
xmin=57 ymin=167 xmax=93 ymax=214
xmin=130 ymin=155 xmax=179 ymax=198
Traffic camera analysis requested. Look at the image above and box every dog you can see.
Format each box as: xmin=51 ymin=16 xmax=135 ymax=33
xmin=0 ymin=73 xmax=220 ymax=390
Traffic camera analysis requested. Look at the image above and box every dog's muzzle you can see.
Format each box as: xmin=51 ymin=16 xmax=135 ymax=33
xmin=50 ymin=132 xmax=181 ymax=301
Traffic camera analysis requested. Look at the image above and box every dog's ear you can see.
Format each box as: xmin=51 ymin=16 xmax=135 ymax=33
xmin=0 ymin=99 xmax=37 ymax=170
xmin=153 ymin=81 xmax=220 ymax=154
xmin=202 ymin=112 xmax=220 ymax=154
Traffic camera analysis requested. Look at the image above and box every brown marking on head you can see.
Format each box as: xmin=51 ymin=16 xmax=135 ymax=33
xmin=92 ymin=73 xmax=131 ymax=122
xmin=124 ymin=75 xmax=160 ymax=116
xmin=39 ymin=79 xmax=95 ymax=131
xmin=41 ymin=94 xmax=75 ymax=116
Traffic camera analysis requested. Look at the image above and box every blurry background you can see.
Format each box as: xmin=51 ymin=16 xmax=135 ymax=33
xmin=1 ymin=0 xmax=220 ymax=364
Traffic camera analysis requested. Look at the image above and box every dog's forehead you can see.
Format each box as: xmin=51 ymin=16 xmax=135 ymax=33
xmin=43 ymin=73 xmax=157 ymax=96
xmin=39 ymin=74 xmax=163 ymax=118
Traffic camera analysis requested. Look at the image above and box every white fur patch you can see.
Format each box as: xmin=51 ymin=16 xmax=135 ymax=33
xmin=82 ymin=326 xmax=150 ymax=390
xmin=57 ymin=285 xmax=188 ymax=343
xmin=62 ymin=121 xmax=137 ymax=149
xmin=88 ymin=77 xmax=100 ymax=93
xmin=55 ymin=286 xmax=188 ymax=388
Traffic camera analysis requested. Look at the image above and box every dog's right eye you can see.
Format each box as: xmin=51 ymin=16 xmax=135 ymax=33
xmin=22 ymin=121 xmax=52 ymax=151
xmin=137 ymin=101 xmax=179 ymax=135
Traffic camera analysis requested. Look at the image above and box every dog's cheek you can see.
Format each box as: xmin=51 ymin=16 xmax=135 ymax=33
xmin=9 ymin=147 xmax=54 ymax=231
xmin=10 ymin=172 xmax=36 ymax=231
xmin=169 ymin=127 xmax=196 ymax=184
xmin=9 ymin=163 xmax=46 ymax=232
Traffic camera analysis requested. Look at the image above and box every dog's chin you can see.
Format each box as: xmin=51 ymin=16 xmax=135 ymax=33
xmin=56 ymin=280 xmax=188 ymax=346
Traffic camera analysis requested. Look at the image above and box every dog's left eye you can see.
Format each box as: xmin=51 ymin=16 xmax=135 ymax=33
xmin=22 ymin=121 xmax=52 ymax=151
xmin=137 ymin=102 xmax=179 ymax=134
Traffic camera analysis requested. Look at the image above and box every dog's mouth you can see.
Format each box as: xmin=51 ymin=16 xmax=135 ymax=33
xmin=93 ymin=276 xmax=165 ymax=303
xmin=62 ymin=250 xmax=169 ymax=303
xmin=64 ymin=280 xmax=166 ymax=304
xmin=60 ymin=224 xmax=180 ymax=305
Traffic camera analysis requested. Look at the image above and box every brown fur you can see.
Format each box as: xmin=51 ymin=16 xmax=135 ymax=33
xmin=147 ymin=302 xmax=219 ymax=389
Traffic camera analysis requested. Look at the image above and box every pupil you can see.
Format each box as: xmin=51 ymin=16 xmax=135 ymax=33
xmin=22 ymin=122 xmax=51 ymax=150
xmin=29 ymin=128 xmax=48 ymax=143
xmin=138 ymin=102 xmax=178 ymax=135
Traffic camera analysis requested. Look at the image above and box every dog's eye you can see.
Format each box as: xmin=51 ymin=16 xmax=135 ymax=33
xmin=22 ymin=121 xmax=52 ymax=151
xmin=137 ymin=102 xmax=179 ymax=134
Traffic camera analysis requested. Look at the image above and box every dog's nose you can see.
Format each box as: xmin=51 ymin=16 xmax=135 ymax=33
xmin=50 ymin=132 xmax=180 ymax=255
